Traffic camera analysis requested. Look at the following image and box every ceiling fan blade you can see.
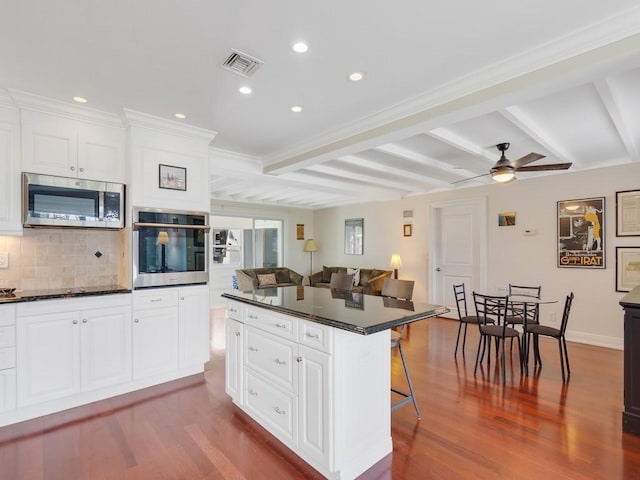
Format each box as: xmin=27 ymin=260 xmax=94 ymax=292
xmin=451 ymin=172 xmax=490 ymax=184
xmin=516 ymin=162 xmax=572 ymax=172
xmin=510 ymin=152 xmax=545 ymax=169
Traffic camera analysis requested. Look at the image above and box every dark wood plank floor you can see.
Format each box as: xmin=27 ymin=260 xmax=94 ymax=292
xmin=1 ymin=309 xmax=639 ymax=479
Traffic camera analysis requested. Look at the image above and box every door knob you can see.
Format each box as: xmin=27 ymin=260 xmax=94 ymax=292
xmin=435 ymin=267 xmax=441 ymax=271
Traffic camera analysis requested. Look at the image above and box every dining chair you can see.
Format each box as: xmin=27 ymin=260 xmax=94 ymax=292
xmin=453 ymin=283 xmax=494 ymax=355
xmin=329 ymin=272 xmax=354 ymax=291
xmin=472 ymin=292 xmax=522 ymax=384
xmin=505 ymin=284 xmax=541 ymax=352
xmin=527 ymin=292 xmax=574 ymax=381
xmin=383 ymin=278 xmax=420 ymax=420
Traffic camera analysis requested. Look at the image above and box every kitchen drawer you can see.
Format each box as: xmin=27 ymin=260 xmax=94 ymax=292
xmin=0 ymin=304 xmax=16 ymax=327
xmin=0 ymin=347 xmax=15 ymax=370
xmin=0 ymin=368 xmax=16 ymax=412
xmin=244 ymin=370 xmax=297 ymax=446
xmin=299 ymin=319 xmax=333 ymax=354
xmin=245 ymin=307 xmax=298 ymax=341
xmin=0 ymin=326 xmax=15 ymax=348
xmin=227 ymin=302 xmax=243 ymax=321
xmin=245 ymin=326 xmax=298 ymax=393
xmin=133 ymin=290 xmax=178 ymax=309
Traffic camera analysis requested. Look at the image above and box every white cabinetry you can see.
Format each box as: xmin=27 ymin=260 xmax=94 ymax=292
xmin=17 ymin=295 xmax=132 ymax=407
xmin=225 ymin=300 xmax=389 ymax=479
xmin=21 ymin=109 xmax=125 ymax=183
xmin=0 ymin=103 xmax=21 ymax=235
xmin=0 ymin=305 xmax=17 ymax=412
xmin=133 ymin=285 xmax=209 ymax=380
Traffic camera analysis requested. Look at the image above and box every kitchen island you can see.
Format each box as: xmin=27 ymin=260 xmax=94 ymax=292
xmin=223 ymin=286 xmax=447 ymax=480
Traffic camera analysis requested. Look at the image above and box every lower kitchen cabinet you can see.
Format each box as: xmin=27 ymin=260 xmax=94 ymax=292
xmin=132 ymin=304 xmax=179 ymax=379
xmin=225 ymin=317 xmax=243 ymax=403
xmin=0 ymin=304 xmax=16 ymax=412
xmin=17 ymin=297 xmax=132 ymax=407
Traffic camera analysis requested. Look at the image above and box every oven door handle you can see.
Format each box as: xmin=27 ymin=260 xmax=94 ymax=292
xmin=133 ymin=222 xmax=211 ymax=231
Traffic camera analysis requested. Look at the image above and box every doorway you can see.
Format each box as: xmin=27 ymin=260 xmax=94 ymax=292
xmin=429 ymin=197 xmax=487 ymax=313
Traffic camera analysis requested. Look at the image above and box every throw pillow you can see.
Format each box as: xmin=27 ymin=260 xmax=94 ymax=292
xmin=347 ymin=267 xmax=360 ymax=286
xmin=257 ymin=273 xmax=277 ymax=287
xmin=274 ymin=269 xmax=290 ymax=284
xmin=322 ymin=266 xmax=338 ymax=283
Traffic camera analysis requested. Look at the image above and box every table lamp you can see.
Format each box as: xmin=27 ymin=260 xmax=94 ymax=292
xmin=390 ymin=254 xmax=402 ymax=279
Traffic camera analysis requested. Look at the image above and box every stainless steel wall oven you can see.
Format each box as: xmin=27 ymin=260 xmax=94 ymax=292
xmin=133 ymin=207 xmax=210 ymax=289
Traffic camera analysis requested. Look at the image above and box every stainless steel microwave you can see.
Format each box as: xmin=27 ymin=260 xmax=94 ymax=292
xmin=22 ymin=172 xmax=125 ymax=229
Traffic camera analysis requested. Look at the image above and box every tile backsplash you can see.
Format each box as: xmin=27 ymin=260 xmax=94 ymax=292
xmin=0 ymin=228 xmax=128 ymax=291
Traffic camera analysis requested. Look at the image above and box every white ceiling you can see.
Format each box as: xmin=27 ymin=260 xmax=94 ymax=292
xmin=1 ymin=1 xmax=640 ymax=209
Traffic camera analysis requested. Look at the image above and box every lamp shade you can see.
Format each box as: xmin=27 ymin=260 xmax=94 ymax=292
xmin=390 ymin=254 xmax=402 ymax=269
xmin=156 ymin=231 xmax=169 ymax=245
xmin=304 ymin=239 xmax=318 ymax=252
xmin=492 ymin=166 xmax=515 ymax=183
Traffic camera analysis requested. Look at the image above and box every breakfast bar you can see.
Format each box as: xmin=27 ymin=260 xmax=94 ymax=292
xmin=222 ymin=286 xmax=447 ymax=480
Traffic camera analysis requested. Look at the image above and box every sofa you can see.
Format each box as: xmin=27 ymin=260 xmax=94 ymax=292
xmin=235 ymin=267 xmax=304 ymax=291
xmin=309 ymin=265 xmax=393 ymax=295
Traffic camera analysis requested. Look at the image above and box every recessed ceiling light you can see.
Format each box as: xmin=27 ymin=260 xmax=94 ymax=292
xmin=292 ymin=42 xmax=309 ymax=53
xmin=290 ymin=105 xmax=303 ymax=113
xmin=348 ymin=72 xmax=365 ymax=82
xmin=73 ymin=96 xmax=87 ymax=103
xmin=239 ymin=86 xmax=252 ymax=95
xmin=174 ymin=113 xmax=186 ymax=119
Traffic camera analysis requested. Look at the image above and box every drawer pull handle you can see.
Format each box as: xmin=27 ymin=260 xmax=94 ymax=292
xmin=273 ymin=406 xmax=286 ymax=415
xmin=229 ymin=308 xmax=237 ymax=313
xmin=274 ymin=358 xmax=286 ymax=365
xmin=249 ymin=346 xmax=258 ymax=352
xmin=275 ymin=322 xmax=287 ymax=329
xmin=249 ymin=388 xmax=258 ymax=396
xmin=150 ymin=298 xmax=162 ymax=303
xmin=305 ymin=332 xmax=320 ymax=339
xmin=249 ymin=314 xmax=258 ymax=319
xmin=296 ymin=356 xmax=302 ymax=363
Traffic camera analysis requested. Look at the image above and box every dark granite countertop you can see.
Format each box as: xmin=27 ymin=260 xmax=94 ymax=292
xmin=0 ymin=286 xmax=132 ymax=304
xmin=222 ymin=285 xmax=449 ymax=335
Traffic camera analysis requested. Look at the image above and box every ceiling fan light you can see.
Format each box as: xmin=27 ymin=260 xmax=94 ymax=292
xmin=492 ymin=166 xmax=515 ymax=183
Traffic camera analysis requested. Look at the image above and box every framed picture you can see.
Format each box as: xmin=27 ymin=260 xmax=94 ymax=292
xmin=296 ymin=224 xmax=304 ymax=240
xmin=557 ymin=197 xmax=605 ymax=268
xmin=616 ymin=190 xmax=640 ymax=236
xmin=616 ymin=247 xmax=640 ymax=292
xmin=498 ymin=211 xmax=516 ymax=226
xmin=345 ymin=218 xmax=364 ymax=255
xmin=403 ymin=224 xmax=412 ymax=237
xmin=159 ymin=164 xmax=187 ymax=191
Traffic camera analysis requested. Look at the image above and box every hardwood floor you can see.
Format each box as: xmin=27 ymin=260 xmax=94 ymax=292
xmin=1 ymin=310 xmax=640 ymax=479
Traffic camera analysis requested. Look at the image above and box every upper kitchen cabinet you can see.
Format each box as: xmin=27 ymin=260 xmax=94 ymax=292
xmin=123 ymin=109 xmax=217 ymax=212
xmin=11 ymin=91 xmax=125 ymax=184
xmin=0 ymin=98 xmax=22 ymax=236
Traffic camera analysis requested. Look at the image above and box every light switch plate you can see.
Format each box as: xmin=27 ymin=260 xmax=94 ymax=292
xmin=0 ymin=252 xmax=8 ymax=268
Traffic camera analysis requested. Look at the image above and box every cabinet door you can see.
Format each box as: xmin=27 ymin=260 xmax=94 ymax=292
xmin=21 ymin=110 xmax=78 ymax=177
xmin=0 ymin=369 xmax=16 ymax=412
xmin=225 ymin=318 xmax=243 ymax=403
xmin=0 ymin=114 xmax=21 ymax=235
xmin=178 ymin=286 xmax=210 ymax=368
xmin=298 ymin=345 xmax=331 ymax=469
xmin=17 ymin=312 xmax=81 ymax=406
xmin=132 ymin=307 xmax=179 ymax=379
xmin=78 ymin=123 xmax=125 ymax=182
xmin=80 ymin=306 xmax=132 ymax=391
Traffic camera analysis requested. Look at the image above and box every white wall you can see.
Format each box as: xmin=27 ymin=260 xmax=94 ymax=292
xmin=313 ymin=162 xmax=640 ymax=349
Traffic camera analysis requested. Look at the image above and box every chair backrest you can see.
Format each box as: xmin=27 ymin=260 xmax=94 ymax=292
xmin=453 ymin=283 xmax=468 ymax=318
xmin=508 ymin=284 xmax=541 ymax=298
xmin=330 ymin=272 xmax=354 ymax=291
xmin=559 ymin=292 xmax=575 ymax=334
xmin=381 ymin=278 xmax=414 ymax=300
xmin=473 ymin=292 xmax=508 ymax=329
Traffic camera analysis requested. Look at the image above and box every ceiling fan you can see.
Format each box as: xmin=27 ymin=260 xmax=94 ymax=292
xmin=453 ymin=142 xmax=572 ymax=184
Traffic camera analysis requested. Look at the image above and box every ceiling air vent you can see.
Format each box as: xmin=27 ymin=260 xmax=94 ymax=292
xmin=221 ymin=50 xmax=263 ymax=77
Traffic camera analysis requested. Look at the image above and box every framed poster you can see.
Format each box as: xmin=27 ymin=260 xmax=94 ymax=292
xmin=557 ymin=197 xmax=605 ymax=268
xmin=616 ymin=247 xmax=640 ymax=292
xmin=159 ymin=164 xmax=187 ymax=191
xmin=403 ymin=224 xmax=412 ymax=237
xmin=345 ymin=218 xmax=364 ymax=255
xmin=616 ymin=190 xmax=640 ymax=237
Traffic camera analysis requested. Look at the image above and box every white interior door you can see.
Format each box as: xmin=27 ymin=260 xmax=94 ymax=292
xmin=430 ymin=198 xmax=487 ymax=313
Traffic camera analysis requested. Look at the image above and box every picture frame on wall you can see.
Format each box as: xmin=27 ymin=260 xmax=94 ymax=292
xmin=616 ymin=190 xmax=640 ymax=237
xmin=403 ymin=224 xmax=412 ymax=237
xmin=557 ymin=197 xmax=605 ymax=268
xmin=159 ymin=164 xmax=187 ymax=191
xmin=345 ymin=218 xmax=364 ymax=255
xmin=616 ymin=247 xmax=640 ymax=292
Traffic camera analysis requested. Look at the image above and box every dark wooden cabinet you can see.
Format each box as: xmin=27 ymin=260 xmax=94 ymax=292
xmin=620 ymin=286 xmax=640 ymax=435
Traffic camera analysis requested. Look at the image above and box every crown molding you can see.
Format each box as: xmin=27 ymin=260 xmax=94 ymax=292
xmin=8 ymin=89 xmax=122 ymax=128
xmin=209 ymin=147 xmax=262 ymax=174
xmin=264 ymin=5 xmax=640 ymax=170
xmin=122 ymin=108 xmax=217 ymax=144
